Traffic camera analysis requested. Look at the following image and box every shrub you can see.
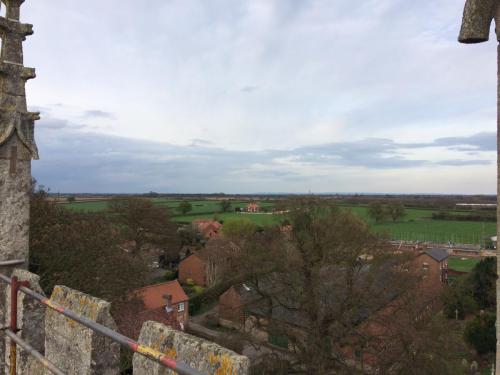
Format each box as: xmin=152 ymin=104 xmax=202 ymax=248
xmin=164 ymin=270 xmax=177 ymax=281
xmin=189 ymin=294 xmax=202 ymax=314
xmin=193 ymin=285 xmax=205 ymax=294
xmin=442 ymin=284 xmax=477 ymax=319
xmin=464 ymin=312 xmax=496 ymax=355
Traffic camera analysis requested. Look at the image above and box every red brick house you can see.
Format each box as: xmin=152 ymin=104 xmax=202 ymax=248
xmin=413 ymin=248 xmax=449 ymax=286
xmin=219 ymin=249 xmax=450 ymax=364
xmin=137 ymin=280 xmax=190 ymax=324
xmin=179 ymin=253 xmax=206 ymax=286
xmin=219 ymin=283 xmax=260 ymax=328
xmin=247 ymin=203 xmax=260 ymax=213
xmin=343 ymin=248 xmax=450 ymax=369
xmin=116 ymin=280 xmax=189 ymax=339
xmin=192 ymin=219 xmax=222 ymax=239
xmin=179 ymin=238 xmax=240 ymax=287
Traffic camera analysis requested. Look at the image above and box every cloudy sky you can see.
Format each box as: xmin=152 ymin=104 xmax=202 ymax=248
xmin=19 ymin=0 xmax=497 ymax=194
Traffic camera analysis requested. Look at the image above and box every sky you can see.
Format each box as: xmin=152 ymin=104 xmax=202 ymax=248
xmin=17 ymin=0 xmax=498 ymax=194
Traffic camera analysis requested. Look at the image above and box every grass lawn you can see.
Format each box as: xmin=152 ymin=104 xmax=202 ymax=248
xmin=448 ymin=257 xmax=482 ymax=273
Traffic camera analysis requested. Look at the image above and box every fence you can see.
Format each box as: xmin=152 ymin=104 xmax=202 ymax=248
xmin=389 ymin=231 xmax=488 ymax=247
xmin=0 ymin=260 xmax=203 ymax=375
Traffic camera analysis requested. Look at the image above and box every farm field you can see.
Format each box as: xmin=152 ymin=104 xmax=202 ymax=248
xmin=339 ymin=206 xmax=496 ymax=245
xmin=371 ymin=220 xmax=495 ymax=244
xmin=172 ymin=212 xmax=284 ymax=226
xmin=61 ymin=198 xmax=275 ymax=215
xmin=60 ymin=198 xmax=496 ymax=244
xmin=62 ymin=200 xmax=109 ymax=212
xmin=150 ymin=199 xmax=275 ymax=215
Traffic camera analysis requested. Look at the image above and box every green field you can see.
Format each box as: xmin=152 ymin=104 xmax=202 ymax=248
xmin=60 ymin=199 xmax=496 ymax=244
xmin=339 ymin=206 xmax=496 ymax=245
xmin=61 ymin=200 xmax=110 ymax=212
xmin=448 ymin=257 xmax=481 ymax=273
xmin=173 ymin=212 xmax=284 ymax=226
xmin=62 ymin=199 xmax=274 ymax=212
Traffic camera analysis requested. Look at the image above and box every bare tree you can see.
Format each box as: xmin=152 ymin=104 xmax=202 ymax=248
xmin=232 ymin=200 xmax=461 ymax=374
xmin=107 ymin=197 xmax=179 ymax=257
xmin=30 ymin=190 xmax=149 ymax=309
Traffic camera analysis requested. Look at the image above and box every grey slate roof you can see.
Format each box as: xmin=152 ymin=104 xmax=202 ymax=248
xmin=424 ymin=248 xmax=449 ymax=263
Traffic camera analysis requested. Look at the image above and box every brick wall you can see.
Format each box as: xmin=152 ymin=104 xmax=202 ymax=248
xmin=179 ymin=254 xmax=206 ymax=286
xmin=218 ymin=286 xmax=245 ymax=326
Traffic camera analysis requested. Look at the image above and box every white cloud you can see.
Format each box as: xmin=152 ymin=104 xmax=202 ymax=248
xmin=21 ymin=0 xmax=498 ymax=193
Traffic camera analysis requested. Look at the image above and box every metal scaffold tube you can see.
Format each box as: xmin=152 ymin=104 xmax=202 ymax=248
xmin=0 ymin=273 xmax=203 ymax=375
xmin=5 ymin=330 xmax=67 ymax=375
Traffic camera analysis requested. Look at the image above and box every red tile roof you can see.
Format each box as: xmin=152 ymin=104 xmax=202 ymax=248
xmin=115 ymin=306 xmax=181 ymax=340
xmin=134 ymin=280 xmax=189 ymax=310
xmin=193 ymin=220 xmax=222 ymax=238
xmin=193 ymin=219 xmax=222 ymax=229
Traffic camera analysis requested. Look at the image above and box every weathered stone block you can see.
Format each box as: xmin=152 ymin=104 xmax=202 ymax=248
xmin=4 ymin=269 xmax=46 ymax=375
xmin=132 ymin=321 xmax=250 ymax=375
xmin=45 ymin=286 xmax=120 ymax=375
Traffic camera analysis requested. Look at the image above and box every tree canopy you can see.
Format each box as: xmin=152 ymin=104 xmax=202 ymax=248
xmin=30 ymin=190 xmax=149 ymax=309
xmin=107 ymin=197 xmax=179 ymax=257
xmin=220 ymin=219 xmax=257 ymax=242
xmin=229 ymin=199 xmax=461 ymax=374
xmin=367 ymin=201 xmax=386 ymax=223
xmin=177 ymin=200 xmax=193 ymax=215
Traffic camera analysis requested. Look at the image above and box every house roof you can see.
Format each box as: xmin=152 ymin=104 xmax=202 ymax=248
xmin=235 ymin=263 xmax=405 ymax=329
xmin=115 ymin=306 xmax=181 ymax=340
xmin=193 ymin=220 xmax=222 ymax=230
xmin=134 ymin=280 xmax=189 ymax=310
xmin=193 ymin=220 xmax=222 ymax=238
xmin=424 ymin=248 xmax=449 ymax=263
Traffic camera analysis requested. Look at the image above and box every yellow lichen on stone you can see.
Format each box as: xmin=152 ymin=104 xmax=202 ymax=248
xmin=164 ymin=347 xmax=177 ymax=359
xmin=209 ymin=353 xmax=235 ymax=375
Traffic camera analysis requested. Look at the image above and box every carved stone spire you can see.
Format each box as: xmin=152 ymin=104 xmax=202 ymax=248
xmin=0 ymin=1 xmax=37 ymax=369
xmin=0 ymin=0 xmax=37 ymax=267
xmin=0 ymin=0 xmax=38 ymax=158
xmin=459 ymin=1 xmax=500 ymax=373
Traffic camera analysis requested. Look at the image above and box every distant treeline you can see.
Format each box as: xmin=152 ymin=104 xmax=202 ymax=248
xmin=432 ymin=211 xmax=496 ymax=222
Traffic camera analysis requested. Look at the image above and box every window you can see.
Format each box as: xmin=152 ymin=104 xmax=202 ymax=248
xmin=178 ymin=302 xmax=185 ymax=312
